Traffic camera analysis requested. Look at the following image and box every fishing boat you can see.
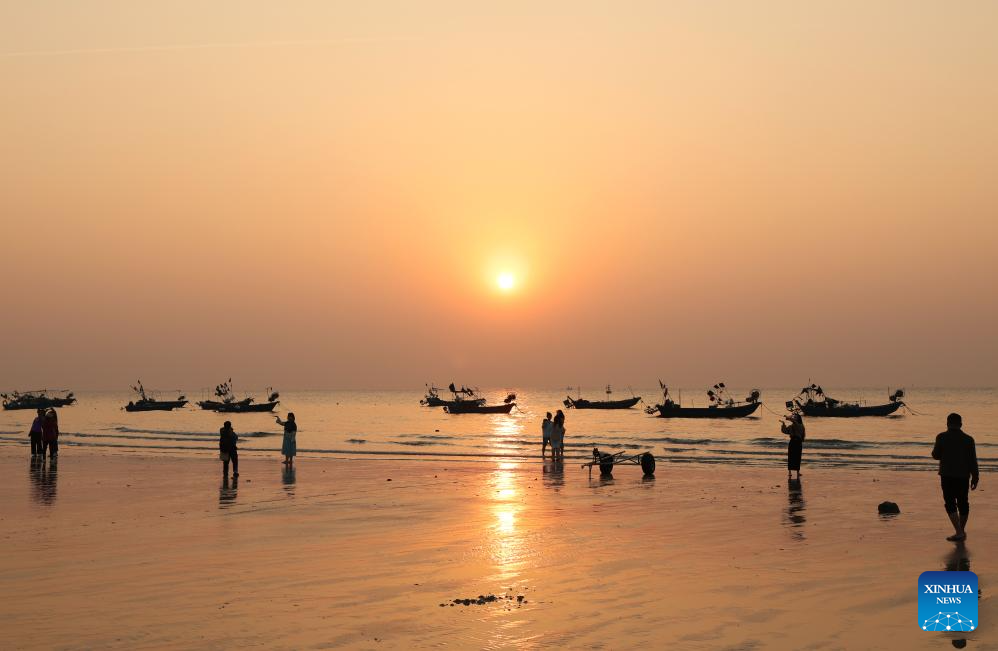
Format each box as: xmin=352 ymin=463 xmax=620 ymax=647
xmin=445 ymin=393 xmax=517 ymax=414
xmin=788 ymin=384 xmax=905 ymax=417
xmin=564 ymin=385 xmax=641 ymax=409
xmin=124 ymin=381 xmax=188 ymax=412
xmin=2 ymin=389 xmax=76 ymax=411
xmin=420 ymin=383 xmax=486 ymax=408
xmin=197 ymin=379 xmax=280 ymax=413
xmin=646 ymin=382 xmax=762 ymax=419
xmin=214 ymin=399 xmax=280 ymax=413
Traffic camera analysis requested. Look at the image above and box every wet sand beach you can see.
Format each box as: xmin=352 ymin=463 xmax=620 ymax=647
xmin=0 ymin=449 xmax=992 ymax=649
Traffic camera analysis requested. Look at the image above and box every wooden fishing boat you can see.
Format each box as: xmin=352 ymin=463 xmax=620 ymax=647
xmin=647 ymin=382 xmax=762 ymax=419
xmin=126 ymin=399 xmax=189 ymax=412
xmin=564 ymin=385 xmax=641 ymax=410
xmin=124 ymin=381 xmax=188 ymax=412
xmin=2 ymin=390 xmax=76 ymax=410
xmin=215 ymin=400 xmax=279 ymax=413
xmin=197 ymin=379 xmax=279 ymax=413
xmin=651 ymin=401 xmax=761 ymax=419
xmin=445 ymin=402 xmax=515 ymax=414
xmin=444 ymin=393 xmax=516 ymax=414
xmin=789 ymin=385 xmax=905 ymax=418
xmin=420 ymin=383 xmax=486 ymax=408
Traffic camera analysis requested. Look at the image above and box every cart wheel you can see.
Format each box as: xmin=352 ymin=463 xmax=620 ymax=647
xmin=598 ymin=452 xmax=614 ymax=476
xmin=640 ymin=452 xmax=656 ymax=476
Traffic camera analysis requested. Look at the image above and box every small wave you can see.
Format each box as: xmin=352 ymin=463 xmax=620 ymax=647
xmin=111 ymin=425 xmax=275 ymax=438
xmin=346 ymin=438 xmax=367 ymax=444
xmin=750 ymin=437 xmax=872 ymax=450
xmin=391 ymin=440 xmax=455 ymax=447
xmin=396 ymin=433 xmax=458 ymax=440
xmin=646 ymin=437 xmax=731 ymax=445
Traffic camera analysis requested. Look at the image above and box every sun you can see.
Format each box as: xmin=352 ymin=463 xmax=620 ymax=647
xmin=497 ymin=272 xmax=515 ymax=291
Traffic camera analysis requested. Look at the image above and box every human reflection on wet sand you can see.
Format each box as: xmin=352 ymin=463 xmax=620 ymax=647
xmin=219 ymin=476 xmax=238 ymax=508
xmin=282 ymin=465 xmax=296 ymax=496
xmin=944 ymin=542 xmax=971 ymax=572
xmin=30 ymin=456 xmax=58 ymax=506
xmin=542 ymin=459 xmax=565 ymax=489
xmin=944 ymin=544 xmax=976 ymax=649
xmin=784 ymin=478 xmax=806 ymax=540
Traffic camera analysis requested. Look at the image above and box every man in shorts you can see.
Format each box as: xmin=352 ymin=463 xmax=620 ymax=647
xmin=932 ymin=413 xmax=979 ymax=541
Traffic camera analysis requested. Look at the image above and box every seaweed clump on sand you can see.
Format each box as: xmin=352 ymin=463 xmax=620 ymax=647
xmin=439 ymin=593 xmax=527 ymax=607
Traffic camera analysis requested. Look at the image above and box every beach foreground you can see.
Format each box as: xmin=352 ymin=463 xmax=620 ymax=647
xmin=0 ymin=449 xmax=992 ymax=650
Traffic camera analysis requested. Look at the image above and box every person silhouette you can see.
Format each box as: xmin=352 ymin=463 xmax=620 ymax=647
xmin=41 ymin=409 xmax=60 ymax=459
xmin=550 ymin=410 xmax=566 ymax=461
xmin=541 ymin=412 xmax=553 ymax=457
xmin=781 ymin=413 xmax=805 ymax=480
xmin=276 ymin=413 xmax=297 ymax=466
xmin=219 ymin=421 xmax=239 ymax=478
xmin=932 ymin=413 xmax=979 ymax=542
xmin=29 ymin=408 xmax=45 ymax=457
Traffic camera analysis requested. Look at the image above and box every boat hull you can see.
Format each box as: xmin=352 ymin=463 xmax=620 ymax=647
xmin=799 ymin=401 xmax=903 ymax=417
xmin=197 ymin=399 xmax=252 ymax=411
xmin=565 ymin=396 xmax=641 ymax=409
xmin=422 ymin=396 xmax=486 ymax=408
xmin=214 ymin=401 xmax=279 ymax=413
xmin=654 ymin=401 xmax=761 ymax=419
xmin=444 ymin=403 xmax=515 ymax=414
xmin=125 ymin=400 xmax=189 ymax=412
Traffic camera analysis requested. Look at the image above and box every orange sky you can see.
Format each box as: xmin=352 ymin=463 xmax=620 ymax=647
xmin=2 ymin=1 xmax=996 ymax=390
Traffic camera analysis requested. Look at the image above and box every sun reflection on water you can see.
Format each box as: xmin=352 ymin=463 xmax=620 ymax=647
xmin=487 ymin=462 xmax=526 ymax=583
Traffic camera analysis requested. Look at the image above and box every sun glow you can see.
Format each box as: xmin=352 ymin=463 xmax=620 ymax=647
xmin=497 ymin=272 xmax=515 ymax=291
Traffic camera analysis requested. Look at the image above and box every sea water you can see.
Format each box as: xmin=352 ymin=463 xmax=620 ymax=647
xmin=1 ymin=387 xmax=994 ymax=471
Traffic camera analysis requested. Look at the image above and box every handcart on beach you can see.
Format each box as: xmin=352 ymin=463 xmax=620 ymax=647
xmin=581 ymin=447 xmax=656 ymax=478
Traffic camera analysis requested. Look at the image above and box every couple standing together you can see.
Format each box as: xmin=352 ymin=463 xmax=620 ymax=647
xmin=541 ymin=410 xmax=566 ymax=460
xmin=29 ymin=408 xmax=60 ymax=458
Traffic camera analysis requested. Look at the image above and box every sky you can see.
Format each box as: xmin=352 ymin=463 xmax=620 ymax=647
xmin=1 ymin=1 xmax=996 ymax=391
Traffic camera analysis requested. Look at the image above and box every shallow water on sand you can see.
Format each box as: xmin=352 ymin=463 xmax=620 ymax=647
xmin=1 ymin=387 xmax=994 ymax=471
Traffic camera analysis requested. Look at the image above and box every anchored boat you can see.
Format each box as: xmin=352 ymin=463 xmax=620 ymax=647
xmin=564 ymin=385 xmax=641 ymax=409
xmin=2 ymin=389 xmax=76 ymax=411
xmin=789 ymin=384 xmax=905 ymax=417
xmin=197 ymin=379 xmax=280 ymax=413
xmin=124 ymin=381 xmax=188 ymax=412
xmin=444 ymin=393 xmax=517 ymax=414
xmin=420 ymin=383 xmax=486 ymax=408
xmin=647 ymin=382 xmax=762 ymax=419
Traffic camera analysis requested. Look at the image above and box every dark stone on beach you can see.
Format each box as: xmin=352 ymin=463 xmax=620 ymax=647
xmin=878 ymin=501 xmax=901 ymax=514
xmin=450 ymin=595 xmax=499 ymax=606
xmin=516 ymin=595 xmax=524 ymax=602
xmin=387 ymin=478 xmax=392 ymax=482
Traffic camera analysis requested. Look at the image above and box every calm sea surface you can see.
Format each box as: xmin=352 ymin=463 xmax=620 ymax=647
xmin=1 ymin=387 xmax=994 ymax=471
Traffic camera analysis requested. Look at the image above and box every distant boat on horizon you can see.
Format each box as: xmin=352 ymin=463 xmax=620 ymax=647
xmin=647 ymin=382 xmax=762 ymax=419
xmin=2 ymin=389 xmax=76 ymax=411
xmin=564 ymin=385 xmax=641 ymax=410
xmin=124 ymin=380 xmax=188 ymax=412
xmin=788 ymin=384 xmax=905 ymax=417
